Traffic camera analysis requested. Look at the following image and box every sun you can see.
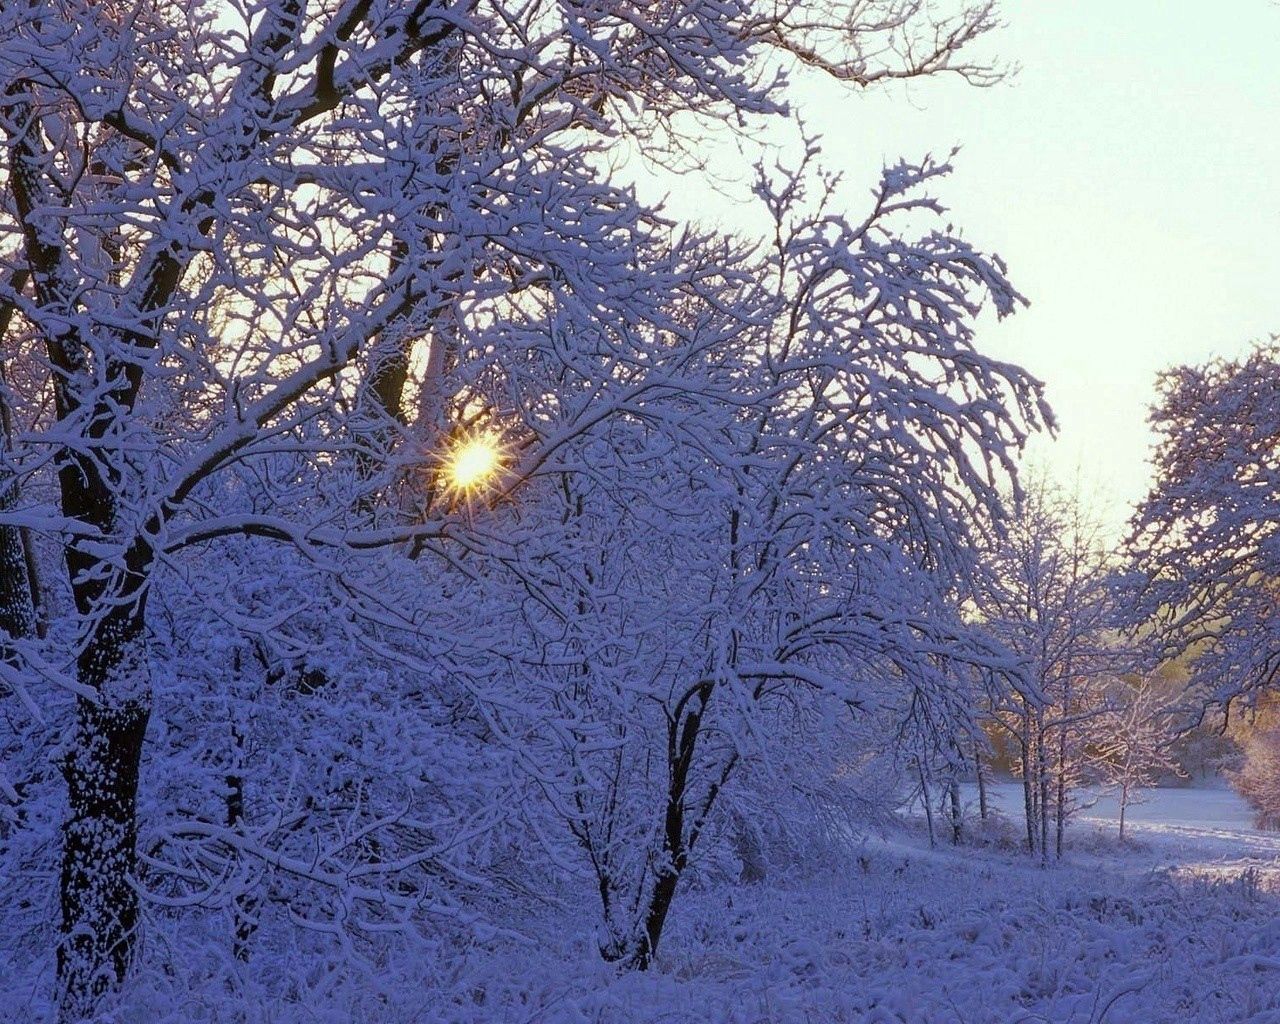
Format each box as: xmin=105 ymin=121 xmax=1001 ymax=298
xmin=443 ymin=433 xmax=503 ymax=493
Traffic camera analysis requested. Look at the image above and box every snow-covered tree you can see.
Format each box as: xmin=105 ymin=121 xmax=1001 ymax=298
xmin=1226 ymin=695 xmax=1280 ymax=831
xmin=1093 ymin=675 xmax=1183 ymax=841
xmin=1126 ymin=343 xmax=1280 ymax=712
xmin=972 ymin=479 xmax=1120 ymax=860
xmin=0 ymin=0 xmax=1030 ymax=1015
xmin=491 ymin=147 xmax=1047 ymax=966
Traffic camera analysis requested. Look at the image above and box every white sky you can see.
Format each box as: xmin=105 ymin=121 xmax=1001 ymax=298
xmin=636 ymin=1 xmax=1280 ymax=538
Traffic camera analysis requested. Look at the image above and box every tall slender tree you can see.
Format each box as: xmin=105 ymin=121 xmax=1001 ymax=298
xmin=972 ymin=479 xmax=1119 ymax=860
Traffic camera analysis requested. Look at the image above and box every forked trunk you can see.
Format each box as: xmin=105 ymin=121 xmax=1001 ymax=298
xmin=612 ymin=683 xmax=724 ymax=972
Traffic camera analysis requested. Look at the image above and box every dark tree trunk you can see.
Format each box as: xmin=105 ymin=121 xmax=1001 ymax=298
xmin=1036 ymin=712 xmax=1049 ymax=866
xmin=1020 ymin=732 xmax=1036 ymax=856
xmin=614 ymin=682 xmax=727 ymax=971
xmin=10 ymin=79 xmax=161 ymax=1020
xmin=1055 ymin=727 xmax=1067 ymax=859
xmin=630 ymin=726 xmax=696 ymax=970
xmin=226 ymin=694 xmax=257 ymax=963
xmin=225 ymin=765 xmax=256 ymax=961
xmin=974 ymin=740 xmax=989 ymax=821
xmin=0 ymin=359 xmax=40 ymax=842
xmin=0 ymin=374 xmax=35 ymax=645
xmin=948 ymin=777 xmax=963 ymax=845
xmin=58 ymin=609 xmax=150 ymax=1021
xmin=0 ymin=488 xmax=35 ymax=644
xmin=635 ymin=861 xmax=680 ymax=970
xmin=918 ymin=759 xmax=935 ymax=848
xmin=52 ymin=431 xmax=154 ymax=1017
xmin=732 ymin=812 xmax=767 ymax=884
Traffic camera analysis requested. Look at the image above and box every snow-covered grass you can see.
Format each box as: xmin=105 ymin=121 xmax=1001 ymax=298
xmin=10 ymin=789 xmax=1280 ymax=1024
xmin=974 ymin=779 xmax=1257 ymax=833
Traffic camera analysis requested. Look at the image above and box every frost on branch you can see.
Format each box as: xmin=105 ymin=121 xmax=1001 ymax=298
xmin=1125 ymin=343 xmax=1280 ymax=711
xmin=0 ymin=0 xmax=1032 ymax=1016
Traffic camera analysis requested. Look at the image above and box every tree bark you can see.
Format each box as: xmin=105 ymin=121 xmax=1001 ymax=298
xmin=948 ymin=777 xmax=963 ymax=845
xmin=918 ymin=758 xmax=935 ymax=849
xmin=0 ymin=371 xmax=35 ymax=645
xmin=0 ymin=483 xmax=35 ymax=644
xmin=975 ymin=740 xmax=988 ymax=822
xmin=58 ymin=609 xmax=150 ymax=1021
xmin=51 ymin=429 xmax=154 ymax=1017
xmin=627 ymin=778 xmax=688 ymax=969
xmin=614 ymin=682 xmax=724 ymax=971
xmin=1055 ymin=723 xmax=1067 ymax=860
xmin=1037 ymin=716 xmax=1050 ymax=867
xmin=227 ymin=707 xmax=257 ymax=962
xmin=732 ymin=812 xmax=767 ymax=884
xmin=1020 ymin=730 xmax=1036 ymax=856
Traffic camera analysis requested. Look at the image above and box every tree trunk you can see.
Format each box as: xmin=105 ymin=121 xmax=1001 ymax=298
xmin=0 ymin=373 xmax=39 ymax=832
xmin=1055 ymin=729 xmax=1067 ymax=860
xmin=615 ymin=682 xmax=722 ymax=971
xmin=58 ymin=610 xmax=151 ymax=1021
xmin=625 ymin=782 xmax=687 ymax=970
xmin=0 ymin=490 xmax=35 ymax=644
xmin=948 ymin=777 xmax=963 ymax=845
xmin=1056 ymin=679 xmax=1071 ymax=860
xmin=227 ymin=721 xmax=257 ymax=962
xmin=1036 ymin=712 xmax=1049 ymax=866
xmin=11 ymin=79 xmax=156 ymax=1019
xmin=0 ymin=378 xmax=35 ymax=645
xmin=732 ymin=812 xmax=767 ymax=884
xmin=634 ymin=862 xmax=680 ymax=970
xmin=1020 ymin=735 xmax=1036 ymax=856
xmin=975 ymin=740 xmax=988 ymax=821
xmin=918 ymin=759 xmax=935 ymax=848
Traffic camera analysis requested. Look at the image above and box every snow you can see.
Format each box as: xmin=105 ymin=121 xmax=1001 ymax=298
xmin=9 ymin=784 xmax=1280 ymax=1023
xmin=1 ymin=1 xmax=1275 ymax=1019
xmin=975 ymin=779 xmax=1255 ymax=832
xmin=966 ymin=781 xmax=1280 ymax=873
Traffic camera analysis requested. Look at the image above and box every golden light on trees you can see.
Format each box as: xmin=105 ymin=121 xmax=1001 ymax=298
xmin=443 ymin=432 xmax=504 ymax=494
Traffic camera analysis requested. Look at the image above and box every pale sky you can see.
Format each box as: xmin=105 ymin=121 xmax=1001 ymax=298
xmin=637 ymin=1 xmax=1280 ymax=539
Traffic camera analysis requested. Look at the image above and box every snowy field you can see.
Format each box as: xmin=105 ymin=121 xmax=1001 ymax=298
xmin=976 ymin=779 xmax=1255 ymax=833
xmin=968 ymin=781 xmax=1280 ymax=878
xmin=386 ymin=786 xmax=1280 ymax=1023
xmin=463 ymin=784 xmax=1280 ymax=1024
xmin=15 ymin=784 xmax=1279 ymax=1024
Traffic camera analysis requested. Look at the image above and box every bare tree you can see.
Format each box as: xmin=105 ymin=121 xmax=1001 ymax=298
xmin=1093 ymin=676 xmax=1183 ymax=841
xmin=974 ymin=478 xmax=1120 ymax=860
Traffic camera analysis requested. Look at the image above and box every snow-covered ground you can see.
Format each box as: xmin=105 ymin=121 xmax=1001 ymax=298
xmin=966 ymin=780 xmax=1280 ymax=879
xmin=978 ymin=779 xmax=1256 ymax=832
xmin=11 ymin=784 xmax=1280 ymax=1023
